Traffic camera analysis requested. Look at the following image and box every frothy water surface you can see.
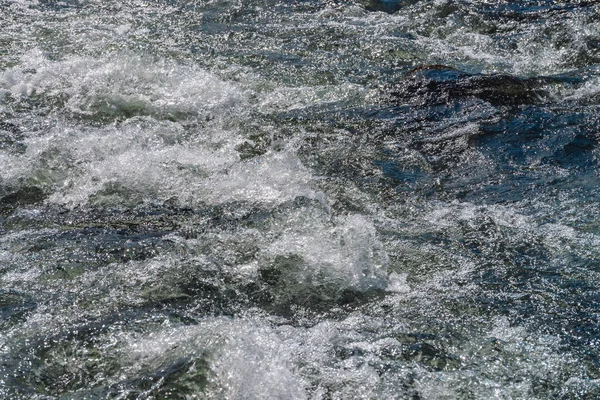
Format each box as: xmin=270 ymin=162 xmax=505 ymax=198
xmin=1 ymin=0 xmax=600 ymax=398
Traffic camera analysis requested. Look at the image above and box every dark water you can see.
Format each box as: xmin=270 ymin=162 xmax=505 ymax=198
xmin=1 ymin=0 xmax=600 ymax=398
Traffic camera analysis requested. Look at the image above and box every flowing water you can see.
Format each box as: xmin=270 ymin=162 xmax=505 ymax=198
xmin=1 ymin=0 xmax=600 ymax=398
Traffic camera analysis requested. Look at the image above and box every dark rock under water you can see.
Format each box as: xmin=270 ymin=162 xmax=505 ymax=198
xmin=358 ymin=0 xmax=419 ymax=14
xmin=387 ymin=65 xmax=580 ymax=107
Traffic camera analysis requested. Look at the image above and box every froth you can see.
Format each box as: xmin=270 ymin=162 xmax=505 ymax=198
xmin=1 ymin=49 xmax=243 ymax=119
xmin=264 ymin=212 xmax=389 ymax=292
xmin=122 ymin=319 xmax=309 ymax=400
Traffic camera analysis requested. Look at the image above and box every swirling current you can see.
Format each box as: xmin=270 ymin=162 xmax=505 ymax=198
xmin=1 ymin=0 xmax=600 ymax=398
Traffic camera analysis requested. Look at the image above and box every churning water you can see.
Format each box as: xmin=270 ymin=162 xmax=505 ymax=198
xmin=1 ymin=0 xmax=600 ymax=398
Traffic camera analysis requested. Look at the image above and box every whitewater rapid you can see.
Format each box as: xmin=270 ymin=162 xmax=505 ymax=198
xmin=1 ymin=0 xmax=600 ymax=398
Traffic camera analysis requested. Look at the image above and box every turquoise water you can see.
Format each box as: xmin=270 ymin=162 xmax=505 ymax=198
xmin=1 ymin=0 xmax=600 ymax=398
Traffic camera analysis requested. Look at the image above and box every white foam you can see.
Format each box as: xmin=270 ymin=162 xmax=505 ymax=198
xmin=264 ymin=212 xmax=389 ymax=292
xmin=201 ymin=149 xmax=316 ymax=206
xmin=378 ymin=2 xmax=600 ymax=77
xmin=1 ymin=49 xmax=244 ymax=118
xmin=386 ymin=271 xmax=410 ymax=293
xmin=121 ymin=319 xmax=309 ymax=400
xmin=0 ymin=113 xmax=322 ymax=208
xmin=0 ymin=51 xmax=328 ymax=209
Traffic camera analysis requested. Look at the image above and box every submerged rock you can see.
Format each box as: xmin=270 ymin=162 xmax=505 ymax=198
xmin=358 ymin=0 xmax=418 ymax=13
xmin=0 ymin=122 xmax=26 ymax=153
xmin=0 ymin=186 xmax=46 ymax=214
xmin=0 ymin=121 xmax=20 ymax=134
xmin=0 ymin=290 xmax=37 ymax=329
xmin=388 ymin=65 xmax=575 ymax=107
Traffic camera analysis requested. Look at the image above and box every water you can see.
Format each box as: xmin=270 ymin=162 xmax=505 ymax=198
xmin=1 ymin=0 xmax=600 ymax=398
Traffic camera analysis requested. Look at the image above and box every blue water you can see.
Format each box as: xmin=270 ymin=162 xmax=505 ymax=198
xmin=1 ymin=0 xmax=600 ymax=398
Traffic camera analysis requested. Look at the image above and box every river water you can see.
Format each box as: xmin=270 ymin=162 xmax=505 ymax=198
xmin=1 ymin=0 xmax=600 ymax=398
